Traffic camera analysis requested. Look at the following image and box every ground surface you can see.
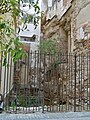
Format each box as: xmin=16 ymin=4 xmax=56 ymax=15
xmin=0 ymin=112 xmax=90 ymax=120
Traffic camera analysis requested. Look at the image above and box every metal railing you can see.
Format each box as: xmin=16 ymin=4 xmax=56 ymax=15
xmin=0 ymin=52 xmax=90 ymax=113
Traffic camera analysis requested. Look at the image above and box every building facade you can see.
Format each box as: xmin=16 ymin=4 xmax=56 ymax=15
xmin=40 ymin=0 xmax=90 ymax=108
xmin=19 ymin=0 xmax=42 ymax=52
xmin=41 ymin=0 xmax=90 ymax=54
xmin=72 ymin=0 xmax=90 ymax=53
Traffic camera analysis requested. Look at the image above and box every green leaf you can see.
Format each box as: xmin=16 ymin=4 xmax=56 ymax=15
xmin=0 ymin=23 xmax=6 ymax=29
xmin=8 ymin=47 xmax=13 ymax=52
xmin=3 ymin=58 xmax=7 ymax=66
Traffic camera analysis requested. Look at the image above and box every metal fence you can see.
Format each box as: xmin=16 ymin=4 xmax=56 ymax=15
xmin=0 ymin=52 xmax=90 ymax=113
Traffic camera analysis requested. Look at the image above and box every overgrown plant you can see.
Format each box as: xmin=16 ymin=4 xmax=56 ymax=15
xmin=39 ymin=39 xmax=57 ymax=54
xmin=39 ymin=39 xmax=59 ymax=70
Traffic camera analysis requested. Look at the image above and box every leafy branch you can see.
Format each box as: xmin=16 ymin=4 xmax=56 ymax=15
xmin=0 ymin=0 xmax=40 ymax=66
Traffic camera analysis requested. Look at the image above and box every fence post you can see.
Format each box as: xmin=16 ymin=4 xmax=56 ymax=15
xmin=74 ymin=54 xmax=77 ymax=112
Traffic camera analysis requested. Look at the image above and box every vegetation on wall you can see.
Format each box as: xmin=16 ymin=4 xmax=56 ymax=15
xmin=39 ymin=39 xmax=57 ymax=54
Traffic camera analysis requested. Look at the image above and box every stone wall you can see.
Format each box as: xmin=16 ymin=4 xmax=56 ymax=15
xmin=71 ymin=0 xmax=90 ymax=53
xmin=40 ymin=0 xmax=90 ymax=110
xmin=50 ymin=27 xmax=68 ymax=54
xmin=42 ymin=0 xmax=90 ymax=54
xmin=42 ymin=16 xmax=68 ymax=54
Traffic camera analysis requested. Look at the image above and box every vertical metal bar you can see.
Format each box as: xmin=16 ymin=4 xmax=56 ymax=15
xmin=82 ymin=55 xmax=85 ymax=110
xmin=36 ymin=51 xmax=39 ymax=111
xmin=3 ymin=52 xmax=7 ymax=110
xmin=79 ymin=54 xmax=82 ymax=111
xmin=68 ymin=53 xmax=70 ymax=111
xmin=69 ymin=53 xmax=73 ymax=111
xmin=89 ymin=53 xmax=90 ymax=110
xmin=53 ymin=53 xmax=56 ymax=112
xmin=56 ymin=53 xmax=58 ymax=112
xmin=52 ymin=53 xmax=54 ymax=112
xmin=51 ymin=53 xmax=53 ymax=112
xmin=40 ymin=51 xmax=44 ymax=112
xmin=13 ymin=61 xmax=17 ymax=112
xmin=3 ymin=65 xmax=6 ymax=110
xmin=26 ymin=52 xmax=29 ymax=112
xmin=67 ymin=54 xmax=69 ymax=111
xmin=15 ymin=63 xmax=17 ymax=112
xmin=16 ymin=58 xmax=20 ymax=113
xmin=58 ymin=53 xmax=61 ymax=112
xmin=25 ymin=56 xmax=27 ymax=112
xmin=74 ymin=54 xmax=77 ymax=112
xmin=65 ymin=54 xmax=68 ymax=112
xmin=22 ymin=55 xmax=26 ymax=112
xmin=87 ymin=53 xmax=89 ymax=111
xmin=80 ymin=54 xmax=83 ymax=111
xmin=0 ymin=51 xmax=2 ymax=81
xmin=78 ymin=54 xmax=81 ymax=111
xmin=38 ymin=51 xmax=41 ymax=111
xmin=34 ymin=51 xmax=36 ymax=112
xmin=69 ymin=53 xmax=71 ymax=111
xmin=62 ymin=53 xmax=64 ymax=111
xmin=46 ymin=53 xmax=50 ymax=112
xmin=6 ymin=53 xmax=10 ymax=111
xmin=33 ymin=51 xmax=36 ymax=112
xmin=42 ymin=53 xmax=45 ymax=113
xmin=49 ymin=53 xmax=51 ymax=112
xmin=35 ymin=51 xmax=38 ymax=111
xmin=19 ymin=57 xmax=22 ymax=112
xmin=71 ymin=54 xmax=73 ymax=111
xmin=0 ymin=51 xmax=2 ymax=96
xmin=85 ymin=53 xmax=87 ymax=111
xmin=0 ymin=51 xmax=2 ymax=92
xmin=61 ymin=54 xmax=63 ymax=112
xmin=81 ymin=54 xmax=83 ymax=111
xmin=35 ymin=51 xmax=37 ymax=111
xmin=8 ymin=57 xmax=12 ymax=110
xmin=29 ymin=51 xmax=32 ymax=112
xmin=57 ymin=53 xmax=59 ymax=112
xmin=59 ymin=53 xmax=62 ymax=111
xmin=76 ymin=54 xmax=78 ymax=111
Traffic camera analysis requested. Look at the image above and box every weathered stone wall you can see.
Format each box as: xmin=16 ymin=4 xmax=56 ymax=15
xmin=42 ymin=17 xmax=68 ymax=54
xmin=42 ymin=0 xmax=90 ymax=54
xmin=69 ymin=0 xmax=90 ymax=108
xmin=71 ymin=0 xmax=90 ymax=53
xmin=41 ymin=0 xmax=90 ymax=110
xmin=50 ymin=26 xmax=68 ymax=54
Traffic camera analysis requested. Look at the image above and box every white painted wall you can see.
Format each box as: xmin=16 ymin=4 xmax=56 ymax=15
xmin=48 ymin=0 xmax=52 ymax=8
xmin=20 ymin=3 xmax=35 ymax=15
xmin=41 ymin=0 xmax=47 ymax=12
xmin=19 ymin=0 xmax=49 ymax=52
xmin=20 ymin=0 xmax=39 ymax=15
xmin=19 ymin=23 xmax=40 ymax=39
